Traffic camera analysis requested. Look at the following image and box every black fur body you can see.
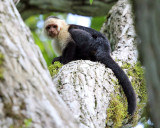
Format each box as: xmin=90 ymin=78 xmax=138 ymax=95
xmin=52 ymin=24 xmax=136 ymax=115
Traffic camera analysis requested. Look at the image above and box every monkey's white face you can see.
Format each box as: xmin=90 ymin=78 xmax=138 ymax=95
xmin=44 ymin=17 xmax=70 ymax=53
xmin=44 ymin=18 xmax=62 ymax=38
xmin=45 ymin=24 xmax=59 ymax=38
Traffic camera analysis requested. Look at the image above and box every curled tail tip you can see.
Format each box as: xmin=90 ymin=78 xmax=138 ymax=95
xmin=128 ymin=92 xmax=137 ymax=116
xmin=128 ymin=110 xmax=135 ymax=116
xmin=128 ymin=102 xmax=137 ymax=116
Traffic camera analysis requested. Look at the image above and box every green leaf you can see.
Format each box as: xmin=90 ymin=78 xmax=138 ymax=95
xmin=89 ymin=0 xmax=93 ymax=5
xmin=91 ymin=16 xmax=106 ymax=31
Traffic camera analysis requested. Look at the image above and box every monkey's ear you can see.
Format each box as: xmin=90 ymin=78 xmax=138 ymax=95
xmin=57 ymin=25 xmax=61 ymax=32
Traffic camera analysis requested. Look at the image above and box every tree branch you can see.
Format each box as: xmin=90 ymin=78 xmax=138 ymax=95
xmin=17 ymin=0 xmax=117 ymax=19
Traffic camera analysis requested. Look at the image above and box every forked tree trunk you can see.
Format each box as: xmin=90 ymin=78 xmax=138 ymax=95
xmin=0 ymin=0 xmax=79 ymax=128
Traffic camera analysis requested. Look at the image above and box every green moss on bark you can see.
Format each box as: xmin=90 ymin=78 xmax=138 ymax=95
xmin=106 ymin=95 xmax=127 ymax=128
xmin=106 ymin=61 xmax=147 ymax=127
xmin=0 ymin=53 xmax=4 ymax=80
xmin=48 ymin=61 xmax=63 ymax=77
xmin=9 ymin=118 xmax=32 ymax=128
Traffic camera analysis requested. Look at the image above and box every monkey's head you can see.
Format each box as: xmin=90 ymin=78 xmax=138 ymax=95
xmin=44 ymin=16 xmax=66 ymax=39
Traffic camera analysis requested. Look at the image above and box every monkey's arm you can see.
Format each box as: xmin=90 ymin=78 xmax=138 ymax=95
xmin=52 ymin=41 xmax=76 ymax=64
xmin=52 ymin=56 xmax=62 ymax=64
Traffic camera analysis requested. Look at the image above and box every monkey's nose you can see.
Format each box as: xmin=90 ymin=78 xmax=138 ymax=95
xmin=48 ymin=31 xmax=56 ymax=38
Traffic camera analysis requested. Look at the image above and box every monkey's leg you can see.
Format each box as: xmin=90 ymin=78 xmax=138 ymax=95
xmin=60 ymin=41 xmax=76 ymax=64
xmin=52 ymin=56 xmax=62 ymax=64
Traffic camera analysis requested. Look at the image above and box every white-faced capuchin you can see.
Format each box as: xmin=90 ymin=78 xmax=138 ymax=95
xmin=44 ymin=16 xmax=136 ymax=116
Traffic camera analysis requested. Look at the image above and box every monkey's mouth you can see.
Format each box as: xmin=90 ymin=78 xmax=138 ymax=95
xmin=48 ymin=32 xmax=56 ymax=38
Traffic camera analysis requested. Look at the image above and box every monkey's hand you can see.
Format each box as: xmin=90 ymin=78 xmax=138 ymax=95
xmin=52 ymin=57 xmax=62 ymax=64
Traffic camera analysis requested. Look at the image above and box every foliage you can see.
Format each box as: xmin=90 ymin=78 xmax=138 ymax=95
xmin=91 ymin=16 xmax=106 ymax=31
xmin=89 ymin=0 xmax=93 ymax=5
xmin=32 ymin=32 xmax=56 ymax=66
xmin=25 ymin=15 xmax=40 ymax=31
xmin=48 ymin=61 xmax=63 ymax=77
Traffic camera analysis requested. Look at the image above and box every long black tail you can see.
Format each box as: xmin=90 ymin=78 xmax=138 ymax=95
xmin=101 ymin=55 xmax=136 ymax=115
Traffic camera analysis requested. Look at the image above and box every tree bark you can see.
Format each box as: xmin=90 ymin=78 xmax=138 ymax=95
xmin=133 ymin=1 xmax=160 ymax=128
xmin=0 ymin=0 xmax=80 ymax=128
xmin=101 ymin=0 xmax=138 ymax=64
xmin=17 ymin=0 xmax=117 ymax=19
xmin=53 ymin=60 xmax=115 ymax=128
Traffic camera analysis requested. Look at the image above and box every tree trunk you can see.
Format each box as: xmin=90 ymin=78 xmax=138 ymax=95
xmin=17 ymin=0 xmax=117 ymax=19
xmin=133 ymin=1 xmax=160 ymax=128
xmin=101 ymin=0 xmax=138 ymax=64
xmin=0 ymin=0 xmax=80 ymax=128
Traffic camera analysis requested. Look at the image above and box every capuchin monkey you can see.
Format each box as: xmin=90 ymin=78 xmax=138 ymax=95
xmin=44 ymin=16 xmax=136 ymax=116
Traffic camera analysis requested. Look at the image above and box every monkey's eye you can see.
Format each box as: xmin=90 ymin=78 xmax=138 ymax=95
xmin=46 ymin=26 xmax=50 ymax=30
xmin=53 ymin=25 xmax=57 ymax=28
